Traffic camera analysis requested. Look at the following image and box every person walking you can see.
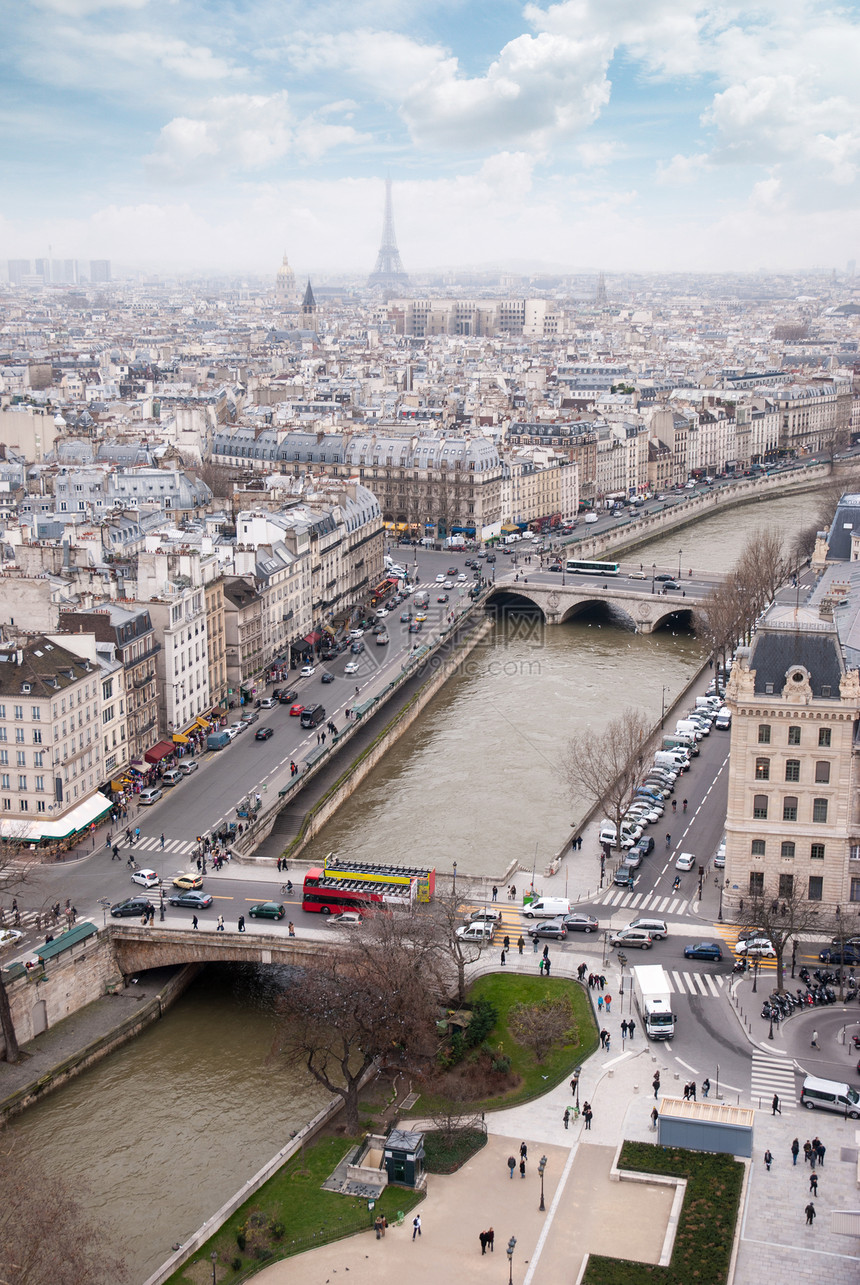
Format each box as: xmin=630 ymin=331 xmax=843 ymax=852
xmin=701 ymin=1077 xmax=710 ymax=1098
xmin=238 ymin=915 xmax=245 ymax=932
xmin=764 ymin=1149 xmax=773 ymax=1171
xmin=651 ymin=1106 xmax=659 ymax=1129
xmin=683 ymin=1083 xmax=691 ymax=1101
xmin=519 ymin=1157 xmax=526 ymax=1178
xmin=520 ymin=1142 xmax=528 ymax=1162
xmin=604 ymin=994 xmax=612 ymax=1014
xmin=503 ymin=935 xmax=510 ymax=952
xmin=602 ymin=1029 xmax=610 ymax=1051
xmin=485 ymin=1228 xmax=494 ymax=1253
xmin=492 ymin=886 xmax=498 ymax=902
xmin=500 ymin=948 xmax=506 ymax=966
xmin=583 ymin=1103 xmax=593 ymax=1130
xmin=544 ymin=956 xmax=551 ymax=976
xmin=216 ymin=915 xmax=225 ymax=932
xmin=653 ymin=1072 xmax=661 ymax=1100
xmin=191 ymin=915 xmax=199 ymax=930
xmin=538 ymin=958 xmax=545 ymax=975
xmin=160 ymin=833 xmax=165 ymax=849
xmin=627 ymin=1019 xmax=635 ymax=1039
xmin=563 ymin=1108 xmax=570 ymax=1130
xmin=599 ymin=1028 xmax=608 ymax=1048
xmin=791 ymin=1138 xmax=800 ymax=1165
xmin=621 ymin=1019 xmax=629 ymax=1038
xmin=810 ymin=1029 xmax=819 ymax=1048
xmin=772 ymin=1093 xmax=781 ymax=1115
xmin=815 ymin=1140 xmax=826 ymax=1166
xmin=599 ymin=975 xmax=606 ymax=990
xmin=517 ymin=935 xmax=525 ymax=954
xmin=666 ymin=832 xmax=672 ymax=849
xmin=803 ymin=1140 xmax=813 ymax=1165
xmin=533 ymin=935 xmax=540 ymax=953
xmin=689 ymin=1081 xmax=696 ymax=1101
xmin=809 ymin=1172 xmax=818 ymax=1195
xmin=479 ymin=1231 xmax=487 ymax=1255
xmin=597 ymin=995 xmax=604 ymax=1014
xmin=412 ymin=1214 xmax=421 ymax=1240
xmin=805 ymin=1202 xmax=816 ymax=1226
xmin=507 ymin=1155 xmax=516 ymax=1180
xmin=578 ymin=962 xmax=587 ymax=981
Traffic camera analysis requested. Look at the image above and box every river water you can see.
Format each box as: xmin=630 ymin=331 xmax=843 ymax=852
xmin=12 ymin=488 xmax=823 ymax=1281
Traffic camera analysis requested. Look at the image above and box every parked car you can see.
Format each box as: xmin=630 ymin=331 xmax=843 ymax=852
xmin=300 ymin=664 xmax=316 ymax=677
xmin=818 ymin=945 xmax=860 ymax=965
xmin=327 ymin=911 xmax=364 ymax=927
xmin=110 ymin=897 xmax=155 ymax=918
xmin=168 ymin=890 xmax=214 ymax=909
xmin=248 ymin=901 xmax=286 ymax=920
xmin=259 ymin=697 xmax=276 ymax=709
xmin=684 ymin=941 xmax=723 ymax=961
xmin=131 ymin=869 xmax=160 ymax=888
xmin=527 ymin=919 xmax=568 ymax=940
xmin=161 ymin=768 xmax=183 ymax=786
xmin=172 ymin=871 xmax=204 ymax=890
xmin=255 ymin=726 xmax=274 ymax=740
xmin=138 ymin=787 xmax=163 ymax=806
xmin=179 ymin=759 xmax=199 ymax=775
xmin=609 ymin=928 xmax=653 ymax=949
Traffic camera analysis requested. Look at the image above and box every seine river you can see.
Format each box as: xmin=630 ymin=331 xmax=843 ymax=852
xmin=12 ymin=488 xmax=822 ymax=1281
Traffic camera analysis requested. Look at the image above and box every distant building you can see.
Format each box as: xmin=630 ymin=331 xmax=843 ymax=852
xmin=275 ymin=252 xmax=297 ymax=303
xmin=89 ymin=260 xmax=111 ymax=283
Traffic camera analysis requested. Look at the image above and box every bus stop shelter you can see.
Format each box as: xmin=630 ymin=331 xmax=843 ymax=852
xmin=657 ymin=1097 xmax=754 ymax=1157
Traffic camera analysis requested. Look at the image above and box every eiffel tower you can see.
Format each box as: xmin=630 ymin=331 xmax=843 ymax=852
xmin=368 ymin=177 xmax=410 ymax=290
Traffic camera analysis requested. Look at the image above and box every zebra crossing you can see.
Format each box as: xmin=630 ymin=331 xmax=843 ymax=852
xmin=750 ymin=1048 xmax=799 ymax=1108
xmin=667 ymin=968 xmax=727 ymax=998
xmin=128 ymin=835 xmax=197 ymax=858
xmin=593 ymin=886 xmax=692 ymax=916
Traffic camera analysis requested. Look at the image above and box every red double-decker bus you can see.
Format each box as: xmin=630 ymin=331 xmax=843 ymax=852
xmin=302 ymin=867 xmax=388 ymax=915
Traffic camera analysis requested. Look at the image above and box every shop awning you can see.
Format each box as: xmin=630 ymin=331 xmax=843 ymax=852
xmin=144 ymin=740 xmax=175 ymax=764
xmin=193 ymin=717 xmax=210 ymax=731
xmin=172 ymin=732 xmax=191 ymax=745
xmin=0 ymin=791 xmax=112 ymax=843
xmin=303 ymin=631 xmax=321 ymax=645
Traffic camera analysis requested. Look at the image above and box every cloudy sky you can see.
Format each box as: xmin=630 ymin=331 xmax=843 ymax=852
xmin=3 ymin=0 xmax=860 ymax=276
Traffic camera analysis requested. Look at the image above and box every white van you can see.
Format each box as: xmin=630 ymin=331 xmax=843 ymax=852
xmin=800 ymin=1076 xmax=860 ymax=1118
xmin=675 ymin=719 xmax=703 ymax=740
xmin=714 ymin=707 xmax=732 ymax=730
xmin=584 ymin=512 xmax=599 ymax=524
xmin=654 ymin=751 xmax=686 ymax=771
xmin=599 ymin=821 xmax=641 ymax=849
xmin=522 ymin=896 xmax=571 ymax=920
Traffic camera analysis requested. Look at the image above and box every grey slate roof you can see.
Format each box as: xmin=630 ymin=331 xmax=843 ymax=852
xmin=749 ymin=625 xmax=843 ymax=698
xmin=825 ymin=494 xmax=860 ymax=561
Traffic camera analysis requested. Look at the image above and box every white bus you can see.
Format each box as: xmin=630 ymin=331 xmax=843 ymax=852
xmin=565 ymin=559 xmax=620 ymax=576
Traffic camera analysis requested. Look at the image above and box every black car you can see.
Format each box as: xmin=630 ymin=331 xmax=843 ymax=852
xmin=110 ymin=896 xmax=155 ymax=918
xmin=654 ymin=573 xmax=675 ymax=582
xmin=255 ymin=727 xmax=273 ymax=740
xmin=168 ymin=891 xmax=214 ymax=909
xmin=351 ymin=640 xmax=364 ymax=653
xmin=548 ymin=563 xmax=563 ymax=572
xmin=662 ymin=580 xmax=681 ymax=590
xmin=819 ymin=946 xmax=860 ymax=965
xmin=321 ymin=671 xmax=335 ymax=683
xmin=278 ymin=688 xmax=299 ymax=704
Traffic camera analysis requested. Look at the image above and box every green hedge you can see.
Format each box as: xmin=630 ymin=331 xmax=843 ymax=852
xmin=582 ymin=1143 xmax=744 ymax=1285
xmin=422 ymin=1128 xmax=487 ymax=1174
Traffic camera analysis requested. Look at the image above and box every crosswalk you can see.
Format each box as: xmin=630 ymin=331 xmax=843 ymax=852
xmin=126 ymin=835 xmax=197 ymax=857
xmin=593 ymin=886 xmax=693 ymax=915
xmin=667 ymin=968 xmax=728 ymax=998
xmin=750 ymin=1048 xmax=799 ymax=1108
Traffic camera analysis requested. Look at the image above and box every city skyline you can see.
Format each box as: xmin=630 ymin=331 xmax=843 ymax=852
xmin=3 ymin=0 xmax=860 ymax=276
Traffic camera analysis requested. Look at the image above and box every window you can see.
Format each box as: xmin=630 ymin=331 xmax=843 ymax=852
xmin=14 ymin=729 xmax=23 ymax=744
xmin=13 ymin=706 xmax=22 ymax=720
xmin=0 ymin=752 xmax=5 ymax=767
xmin=814 ymin=761 xmax=830 ymax=784
xmin=812 ymin=798 xmax=828 ymax=823
xmin=851 ymin=878 xmax=860 ymax=903
xmin=783 ymin=796 xmax=798 ymax=821
xmin=19 ymin=799 xmax=27 ymax=811
xmin=32 ymin=729 xmax=41 ymax=744
xmin=787 ymin=725 xmax=801 ymax=745
xmin=17 ymin=775 xmax=26 ymax=791
xmin=810 ymin=843 xmax=825 ymax=861
xmin=751 ymin=839 xmax=766 ymax=856
xmin=15 ymin=752 xmax=25 ymax=767
xmin=749 ymin=871 xmax=764 ymax=896
xmin=35 ymin=776 xmax=44 ymax=792
xmin=36 ymin=800 xmax=45 ymax=813
xmin=785 ymin=759 xmax=800 ymax=782
xmin=778 ymin=873 xmax=793 ymax=897
xmin=758 ymin=724 xmax=771 ymax=744
xmin=33 ymin=752 xmax=43 ymax=768
xmin=780 ymin=841 xmax=795 ymax=859
xmin=808 ymin=876 xmax=823 ymax=901
xmin=819 ymin=728 xmax=831 ymax=748
xmin=755 ymin=757 xmax=770 ymax=780
xmin=31 ymin=708 xmax=40 ymax=721
xmin=0 ymin=775 xmax=8 ymax=790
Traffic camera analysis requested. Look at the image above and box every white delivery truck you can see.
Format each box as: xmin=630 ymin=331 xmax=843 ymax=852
xmin=631 ymin=964 xmax=676 ymax=1040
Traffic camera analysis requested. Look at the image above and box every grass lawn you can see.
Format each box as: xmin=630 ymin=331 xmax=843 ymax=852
xmin=164 ymin=1135 xmax=422 ymax=1285
xmin=406 ymin=973 xmax=598 ymax=1116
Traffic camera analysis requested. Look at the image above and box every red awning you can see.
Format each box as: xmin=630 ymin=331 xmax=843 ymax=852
xmin=303 ymin=631 xmax=321 ymax=645
xmin=144 ymin=740 xmax=175 ymax=764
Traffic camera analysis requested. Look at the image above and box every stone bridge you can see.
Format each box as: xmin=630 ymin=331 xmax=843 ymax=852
xmin=485 ymin=581 xmax=707 ymax=634
xmin=109 ymin=924 xmax=322 ymax=974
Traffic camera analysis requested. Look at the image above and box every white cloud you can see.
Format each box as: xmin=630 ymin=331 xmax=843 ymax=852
xmin=31 ymin=0 xmax=149 ymax=12
xmin=656 ymin=152 xmax=712 ymax=185
xmin=275 ymin=28 xmax=448 ymax=101
xmin=17 ymin=27 xmax=241 ymax=92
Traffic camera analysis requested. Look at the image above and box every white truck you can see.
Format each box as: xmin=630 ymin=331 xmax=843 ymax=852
xmin=631 ymin=964 xmax=676 ymax=1040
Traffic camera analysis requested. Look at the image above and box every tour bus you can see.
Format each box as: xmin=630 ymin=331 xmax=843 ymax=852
xmin=302 ymin=867 xmax=387 ymax=915
xmin=565 ymin=559 xmax=620 ymax=576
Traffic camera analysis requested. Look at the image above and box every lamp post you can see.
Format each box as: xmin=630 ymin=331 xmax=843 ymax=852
xmin=452 ymin=861 xmax=457 ymax=898
xmin=572 ymin=1066 xmax=581 ymax=1110
xmin=210 ymin=1251 xmax=217 ymax=1284
xmin=718 ymin=878 xmax=728 ymax=922
xmin=651 ymin=562 xmax=656 ymax=594
xmin=678 ymin=548 xmax=683 ymax=579
xmin=507 ymin=1236 xmax=517 ymax=1285
xmin=538 ymin=1155 xmax=547 ymax=1211
xmin=660 ymin=685 xmax=667 ymax=729
xmin=768 ymin=1012 xmax=774 ymax=1040
xmin=752 ymin=958 xmax=760 ymax=993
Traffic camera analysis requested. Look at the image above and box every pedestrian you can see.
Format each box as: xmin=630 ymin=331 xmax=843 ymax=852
xmin=563 ymin=1108 xmax=570 ymax=1130
xmin=791 ymin=1138 xmax=800 ymax=1166
xmin=816 ymin=1141 xmax=825 ymax=1166
xmin=500 ymin=948 xmax=506 ymax=966
xmin=578 ymin=962 xmax=587 ymax=981
xmin=599 ymin=975 xmax=606 ymax=990
xmin=810 ymin=1029 xmax=819 ymax=1048
xmin=544 ymin=957 xmax=551 ymax=976
xmin=809 ymin=1172 xmax=818 ymax=1195
xmin=602 ymin=1028 xmax=610 ymax=1050
xmin=492 ymin=886 xmax=498 ymax=901
xmin=507 ymin=1155 xmax=516 ymax=1180
xmin=764 ymin=1149 xmax=773 ymax=1172
xmin=588 ymin=972 xmax=595 ymax=988
xmin=520 ymin=1142 xmax=528 ymax=1161
xmin=538 ymin=957 xmax=544 ymax=975
xmin=666 ymin=832 xmax=671 ymax=848
xmin=689 ymin=1081 xmax=696 ymax=1101
xmin=803 ymin=1140 xmax=813 ymax=1165
xmin=651 ymin=1106 xmax=659 ymax=1130
xmin=772 ymin=1093 xmax=781 ymax=1115
xmin=628 ymin=1019 xmax=635 ymax=1039
xmin=503 ymin=935 xmax=510 ymax=951
xmin=288 ymin=921 xmax=295 ymax=936
xmin=533 ymin=935 xmax=540 ymax=953
xmin=160 ymin=833 xmax=165 ymax=849
xmin=604 ymin=994 xmax=612 ymax=1014
xmin=543 ymin=944 xmax=549 ymax=959
xmin=479 ymin=1231 xmax=487 ymax=1255
xmin=597 ymin=995 xmax=604 ymax=1013
xmin=583 ymin=1103 xmax=593 ymax=1130
xmin=486 ymin=1228 xmax=494 ymax=1253
xmin=702 ymin=1077 xmax=710 ymax=1098
xmin=148 ymin=906 xmax=154 ymax=925
xmin=517 ymin=935 xmax=525 ymax=954
xmin=519 ymin=1158 xmax=526 ymax=1178
xmin=653 ymin=1073 xmax=661 ymax=1100
xmin=805 ymin=1202 xmax=816 ymax=1225
xmin=412 ymin=1213 xmax=421 ymax=1239
xmin=192 ymin=915 xmax=198 ymax=930
xmin=216 ymin=915 xmax=225 ymax=932
xmin=683 ymin=1083 xmax=691 ymax=1101
xmin=238 ymin=915 xmax=245 ymax=932
xmin=621 ymin=1019 xmax=629 ymax=1038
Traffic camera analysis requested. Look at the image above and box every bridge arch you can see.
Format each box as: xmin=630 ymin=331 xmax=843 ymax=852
xmin=556 ymin=597 xmax=639 ymax=632
xmin=484 ymin=587 xmax=546 ymax=620
xmin=647 ymin=606 xmax=697 ymax=634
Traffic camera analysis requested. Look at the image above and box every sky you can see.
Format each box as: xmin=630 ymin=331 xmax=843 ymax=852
xmin=3 ymin=0 xmax=860 ymax=277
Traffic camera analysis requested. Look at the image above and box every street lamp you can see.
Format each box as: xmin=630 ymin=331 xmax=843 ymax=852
xmin=571 ymin=1066 xmax=581 ymax=1110
xmin=678 ymin=548 xmax=683 ymax=579
xmin=452 ymin=861 xmax=457 ymax=898
xmin=718 ymin=878 xmax=728 ymax=922
xmin=507 ymin=1236 xmax=517 ymax=1285
xmin=538 ymin=1155 xmax=547 ymax=1211
xmin=660 ymin=686 xmax=667 ymax=729
xmin=752 ymin=958 xmax=760 ymax=993
xmin=210 ymin=1251 xmax=217 ymax=1284
xmin=651 ymin=562 xmax=656 ymax=594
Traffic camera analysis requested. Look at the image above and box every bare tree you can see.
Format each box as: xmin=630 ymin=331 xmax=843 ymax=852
xmin=278 ymin=913 xmax=440 ymax=1131
xmin=508 ymin=993 xmax=576 ymax=1063
xmin=564 ymin=707 xmax=651 ymax=850
xmin=732 ymin=881 xmax=825 ymax=994
xmin=0 ymin=1134 xmax=128 ymax=1284
xmin=423 ymin=891 xmax=495 ymax=1004
xmin=0 ymin=835 xmax=41 ymax=1062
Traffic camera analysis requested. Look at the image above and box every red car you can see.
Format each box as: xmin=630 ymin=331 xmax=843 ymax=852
xmin=290 ymin=703 xmax=305 ymax=717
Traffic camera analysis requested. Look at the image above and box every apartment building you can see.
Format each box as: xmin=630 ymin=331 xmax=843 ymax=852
xmin=223 ymin=578 xmax=265 ymax=697
xmin=0 ymin=636 xmax=111 ymax=841
xmin=133 ymin=548 xmax=211 ymax=735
